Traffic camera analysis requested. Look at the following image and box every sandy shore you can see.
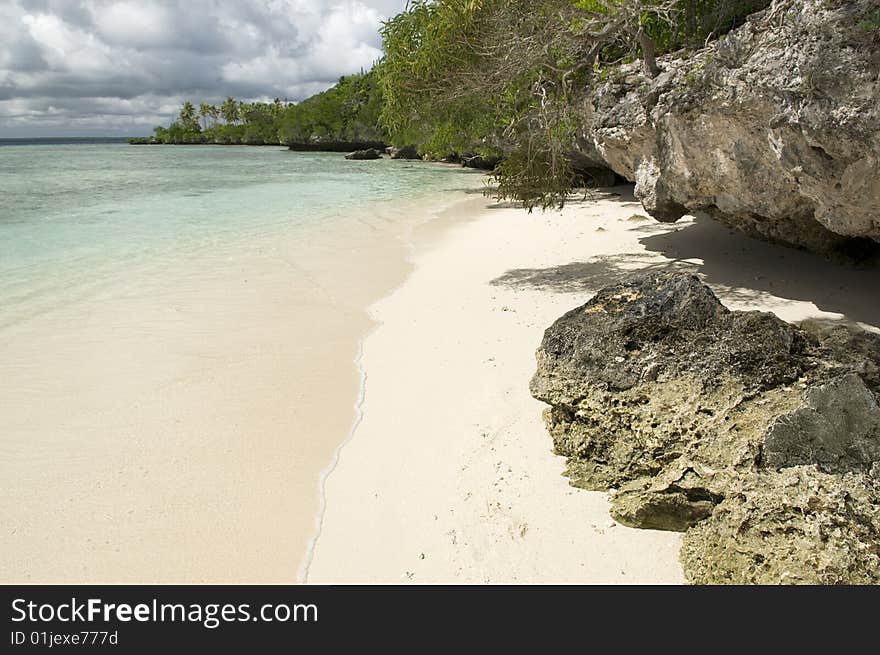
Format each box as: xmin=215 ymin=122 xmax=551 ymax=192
xmin=305 ymin=187 xmax=880 ymax=584
xmin=0 ymin=180 xmax=479 ymax=584
xmin=6 ymin=173 xmax=877 ymax=584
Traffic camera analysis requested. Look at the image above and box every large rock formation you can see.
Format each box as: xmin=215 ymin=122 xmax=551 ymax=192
xmin=531 ymin=273 xmax=880 ymax=583
xmin=578 ymin=0 xmax=880 ymax=257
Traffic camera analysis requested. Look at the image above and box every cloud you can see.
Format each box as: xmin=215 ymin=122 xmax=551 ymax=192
xmin=0 ymin=0 xmax=408 ymax=136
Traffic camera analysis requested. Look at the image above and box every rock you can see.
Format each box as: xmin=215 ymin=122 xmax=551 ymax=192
xmin=582 ymin=168 xmax=618 ymax=188
xmin=531 ymin=272 xmax=880 ymax=583
xmin=681 ymin=467 xmax=880 ymax=585
xmin=581 ymin=0 xmax=880 ymax=257
xmin=764 ymin=373 xmax=880 ymax=474
xmin=461 ymin=154 xmax=501 ymax=170
xmin=388 ymin=145 xmax=421 ymax=160
xmin=345 ymin=148 xmax=383 ymax=160
xmin=609 ymin=460 xmax=724 ymax=532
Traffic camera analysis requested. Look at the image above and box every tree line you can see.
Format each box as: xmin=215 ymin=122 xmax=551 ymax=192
xmin=130 ymin=71 xmax=386 ymax=147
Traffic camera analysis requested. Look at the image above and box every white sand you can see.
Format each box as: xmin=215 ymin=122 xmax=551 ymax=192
xmin=305 ymin=187 xmax=880 ymax=584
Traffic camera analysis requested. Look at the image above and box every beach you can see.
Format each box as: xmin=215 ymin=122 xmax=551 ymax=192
xmin=0 ymin=147 xmax=482 ymax=584
xmin=5 ymin=154 xmax=879 ymax=584
xmin=305 ymin=186 xmax=880 ymax=584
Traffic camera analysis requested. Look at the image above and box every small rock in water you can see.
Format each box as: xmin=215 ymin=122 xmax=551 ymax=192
xmin=345 ymin=148 xmax=383 ymax=160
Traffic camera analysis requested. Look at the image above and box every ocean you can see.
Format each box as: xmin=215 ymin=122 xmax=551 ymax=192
xmin=0 ymin=142 xmax=479 ymax=330
xmin=0 ymin=141 xmax=483 ymax=582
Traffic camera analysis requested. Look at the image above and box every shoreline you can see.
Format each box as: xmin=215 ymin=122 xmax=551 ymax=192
xmin=307 ymin=187 xmax=686 ymax=583
xmin=296 ymin=193 xmax=490 ymax=583
xmin=306 ymin=186 xmax=880 ymax=584
xmin=0 ymin=164 xmax=484 ymax=583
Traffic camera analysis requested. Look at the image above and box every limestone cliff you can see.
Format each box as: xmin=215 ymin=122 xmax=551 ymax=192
xmin=578 ymin=0 xmax=880 ymax=257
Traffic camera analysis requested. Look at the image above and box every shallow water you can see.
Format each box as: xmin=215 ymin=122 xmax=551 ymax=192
xmin=0 ymin=143 xmax=482 ymax=582
xmin=0 ymin=145 xmax=478 ymax=330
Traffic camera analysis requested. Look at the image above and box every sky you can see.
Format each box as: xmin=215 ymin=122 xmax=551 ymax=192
xmin=0 ymin=0 xmax=410 ymax=137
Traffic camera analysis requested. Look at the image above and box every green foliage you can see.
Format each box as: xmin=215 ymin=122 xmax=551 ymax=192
xmin=574 ymin=1 xmax=769 ymax=56
xmin=379 ymin=0 xmax=587 ymax=175
xmin=858 ymin=8 xmax=880 ymax=32
xmin=144 ymin=71 xmax=386 ymax=147
xmin=494 ymin=148 xmax=578 ymax=211
xmin=379 ymin=0 xmax=592 ymax=206
xmin=277 ymin=71 xmax=386 ymax=146
xmin=178 ymin=101 xmax=199 ymax=131
xmin=220 ymin=96 xmax=240 ymax=124
xmin=150 ymin=122 xmax=204 ymax=145
xmin=378 ymin=0 xmax=499 ymax=157
xmin=378 ymin=0 xmax=771 ymax=209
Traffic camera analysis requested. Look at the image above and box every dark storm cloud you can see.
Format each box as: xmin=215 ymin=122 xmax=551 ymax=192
xmin=0 ymin=0 xmax=409 ymax=136
xmin=5 ymin=34 xmax=49 ymax=73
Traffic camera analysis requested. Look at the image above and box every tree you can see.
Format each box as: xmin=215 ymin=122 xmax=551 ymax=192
xmin=198 ymin=102 xmax=213 ymax=130
xmin=277 ymin=71 xmax=386 ymax=147
xmin=179 ymin=101 xmax=199 ymax=131
xmin=379 ymin=0 xmax=771 ymax=209
xmin=220 ymin=96 xmax=240 ymax=124
xmin=272 ymin=97 xmax=284 ymax=119
xmin=573 ymin=1 xmax=681 ymax=78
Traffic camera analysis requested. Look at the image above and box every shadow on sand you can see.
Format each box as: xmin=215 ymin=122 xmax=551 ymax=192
xmin=491 ymin=210 xmax=880 ymax=329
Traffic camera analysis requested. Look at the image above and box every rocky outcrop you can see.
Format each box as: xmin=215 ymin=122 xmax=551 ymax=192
xmin=579 ymin=0 xmax=880 ymax=258
xmin=288 ymin=140 xmax=388 ymax=153
xmin=462 ymin=154 xmax=501 ymax=170
xmin=387 ymin=145 xmax=421 ymax=160
xmin=345 ymin=148 xmax=383 ymax=160
xmin=531 ymin=272 xmax=880 ymax=583
xmin=420 ymin=151 xmax=501 ymax=169
xmin=681 ymin=466 xmax=880 ymax=585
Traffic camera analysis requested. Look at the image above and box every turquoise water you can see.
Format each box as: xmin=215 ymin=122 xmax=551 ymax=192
xmin=1 ymin=143 xmax=488 ymax=581
xmin=0 ymin=144 xmax=481 ymax=331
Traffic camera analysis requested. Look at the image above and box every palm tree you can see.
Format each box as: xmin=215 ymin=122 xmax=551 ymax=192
xmin=199 ymin=103 xmax=212 ymax=130
xmin=179 ymin=101 xmax=198 ymax=130
xmin=220 ymin=96 xmax=239 ymax=124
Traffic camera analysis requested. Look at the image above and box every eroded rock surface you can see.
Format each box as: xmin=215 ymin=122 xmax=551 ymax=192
xmin=681 ymin=467 xmax=880 ymax=585
xmin=580 ymin=0 xmax=880 ymax=257
xmin=764 ymin=373 xmax=880 ymax=474
xmin=531 ymin=272 xmax=880 ymax=583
